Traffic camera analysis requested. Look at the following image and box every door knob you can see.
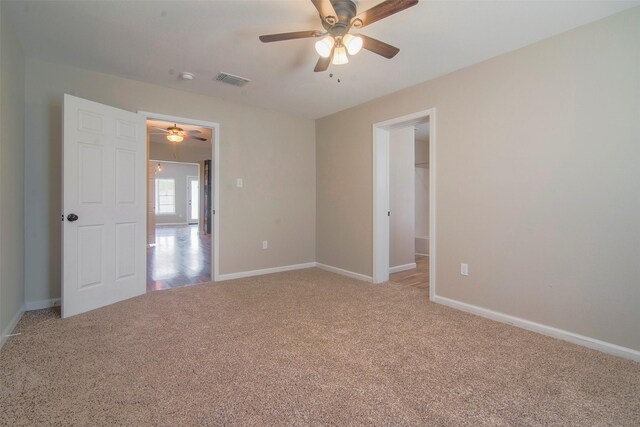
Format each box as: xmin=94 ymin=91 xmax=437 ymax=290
xmin=67 ymin=213 xmax=79 ymax=222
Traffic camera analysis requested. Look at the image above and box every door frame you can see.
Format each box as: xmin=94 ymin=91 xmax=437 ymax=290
xmin=139 ymin=111 xmax=221 ymax=282
xmin=372 ymin=108 xmax=436 ymax=301
xmin=186 ymin=175 xmax=199 ymax=225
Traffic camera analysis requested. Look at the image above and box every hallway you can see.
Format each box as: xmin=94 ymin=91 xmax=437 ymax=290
xmin=147 ymin=225 xmax=211 ymax=291
xmin=389 ymin=255 xmax=429 ymax=289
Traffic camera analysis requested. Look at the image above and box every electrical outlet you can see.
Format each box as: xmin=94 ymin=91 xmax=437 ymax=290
xmin=262 ymin=240 xmax=268 ymax=249
xmin=460 ymin=263 xmax=469 ymax=276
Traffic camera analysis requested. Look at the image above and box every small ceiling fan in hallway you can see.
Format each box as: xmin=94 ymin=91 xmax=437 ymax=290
xmin=150 ymin=124 xmax=208 ymax=143
xmin=259 ymin=0 xmax=419 ymax=72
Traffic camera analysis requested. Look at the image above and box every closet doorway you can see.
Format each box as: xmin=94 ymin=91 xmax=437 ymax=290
xmin=387 ymin=121 xmax=430 ymax=289
xmin=372 ymin=109 xmax=436 ymax=299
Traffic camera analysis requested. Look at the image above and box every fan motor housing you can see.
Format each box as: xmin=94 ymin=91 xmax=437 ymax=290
xmin=322 ymin=0 xmax=357 ymax=36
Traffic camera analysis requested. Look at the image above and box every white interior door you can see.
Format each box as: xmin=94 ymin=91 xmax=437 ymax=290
xmin=63 ymin=94 xmax=146 ymax=318
xmin=187 ymin=176 xmax=199 ymax=225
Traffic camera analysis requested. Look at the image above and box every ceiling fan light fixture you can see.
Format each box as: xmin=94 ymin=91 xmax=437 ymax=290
xmin=314 ymin=36 xmax=335 ymax=58
xmin=258 ymin=0 xmax=418 ymax=72
xmin=332 ymin=46 xmax=349 ymax=65
xmin=343 ymin=34 xmax=363 ymax=56
xmin=167 ymin=133 xmax=184 ymax=143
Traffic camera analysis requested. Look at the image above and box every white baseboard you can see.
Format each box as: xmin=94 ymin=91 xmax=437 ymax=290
xmin=315 ymin=263 xmax=373 ymax=283
xmin=1 ymin=305 xmax=25 ymax=349
xmin=415 ymin=253 xmax=429 ymax=257
xmin=433 ymin=295 xmax=640 ymax=362
xmin=389 ymin=263 xmax=416 ymax=274
xmin=155 ymin=222 xmax=189 ymax=227
xmin=216 ymin=262 xmax=316 ymax=281
xmin=25 ymin=298 xmax=60 ymax=311
xmin=216 ymin=261 xmax=374 ymax=284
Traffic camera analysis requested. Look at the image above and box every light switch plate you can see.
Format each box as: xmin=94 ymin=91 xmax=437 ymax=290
xmin=460 ymin=263 xmax=469 ymax=276
xmin=236 ymin=178 xmax=243 ymax=188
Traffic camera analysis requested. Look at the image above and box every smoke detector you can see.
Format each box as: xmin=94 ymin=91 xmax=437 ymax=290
xmin=179 ymin=72 xmax=195 ymax=80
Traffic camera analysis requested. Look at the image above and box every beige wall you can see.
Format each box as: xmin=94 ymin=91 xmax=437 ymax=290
xmin=389 ymin=126 xmax=415 ymax=268
xmin=316 ymin=8 xmax=640 ymax=351
xmin=0 ymin=5 xmax=26 ymax=339
xmin=24 ymin=58 xmax=316 ymax=303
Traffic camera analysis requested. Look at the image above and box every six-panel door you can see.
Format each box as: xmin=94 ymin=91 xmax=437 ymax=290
xmin=62 ymin=94 xmax=146 ymax=318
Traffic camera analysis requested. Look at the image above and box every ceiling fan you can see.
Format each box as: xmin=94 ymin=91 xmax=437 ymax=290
xmin=150 ymin=124 xmax=208 ymax=143
xmin=259 ymin=0 xmax=419 ymax=72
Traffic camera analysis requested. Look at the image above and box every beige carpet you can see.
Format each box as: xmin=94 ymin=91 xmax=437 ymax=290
xmin=1 ymin=268 xmax=639 ymax=426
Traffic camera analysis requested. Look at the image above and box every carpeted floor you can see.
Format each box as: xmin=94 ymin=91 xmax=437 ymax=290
xmin=1 ymin=268 xmax=639 ymax=426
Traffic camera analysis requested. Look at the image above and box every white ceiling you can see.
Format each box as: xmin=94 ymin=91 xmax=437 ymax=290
xmin=5 ymin=1 xmax=639 ymax=119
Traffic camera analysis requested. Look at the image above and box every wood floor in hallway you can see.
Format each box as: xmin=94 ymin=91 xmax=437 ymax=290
xmin=389 ymin=255 xmax=429 ymax=289
xmin=147 ymin=225 xmax=211 ymax=291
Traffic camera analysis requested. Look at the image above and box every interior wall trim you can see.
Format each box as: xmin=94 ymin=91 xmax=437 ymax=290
xmin=389 ymin=263 xmax=417 ymax=274
xmin=0 ymin=305 xmax=25 ymax=350
xmin=315 ymin=263 xmax=373 ymax=283
xmin=433 ymin=294 xmax=640 ymax=362
xmin=217 ymin=262 xmax=317 ymax=281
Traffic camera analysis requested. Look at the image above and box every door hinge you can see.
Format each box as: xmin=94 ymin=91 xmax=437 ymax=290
xmin=388 ymin=211 xmax=391 ymax=217
xmin=213 ymin=209 xmax=215 ymax=215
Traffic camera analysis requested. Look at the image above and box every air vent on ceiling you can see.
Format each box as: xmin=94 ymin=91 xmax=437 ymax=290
xmin=215 ymin=72 xmax=251 ymax=87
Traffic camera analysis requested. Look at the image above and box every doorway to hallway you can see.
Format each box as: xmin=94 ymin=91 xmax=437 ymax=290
xmin=389 ymin=255 xmax=429 ymax=289
xmin=145 ymin=114 xmax=217 ymax=291
xmin=146 ymin=225 xmax=211 ymax=291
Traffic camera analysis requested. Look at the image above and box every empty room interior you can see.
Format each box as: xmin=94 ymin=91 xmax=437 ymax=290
xmin=1 ymin=1 xmax=639 ymax=425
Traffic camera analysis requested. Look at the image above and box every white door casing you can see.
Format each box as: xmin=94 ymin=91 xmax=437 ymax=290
xmin=63 ymin=94 xmax=146 ymax=318
xmin=147 ymin=161 xmax=156 ymax=245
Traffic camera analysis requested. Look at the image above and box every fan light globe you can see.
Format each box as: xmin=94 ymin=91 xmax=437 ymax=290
xmin=332 ymin=46 xmax=349 ymax=65
xmin=343 ymin=34 xmax=363 ymax=55
xmin=315 ymin=36 xmax=335 ymax=58
xmin=167 ymin=134 xmax=184 ymax=143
